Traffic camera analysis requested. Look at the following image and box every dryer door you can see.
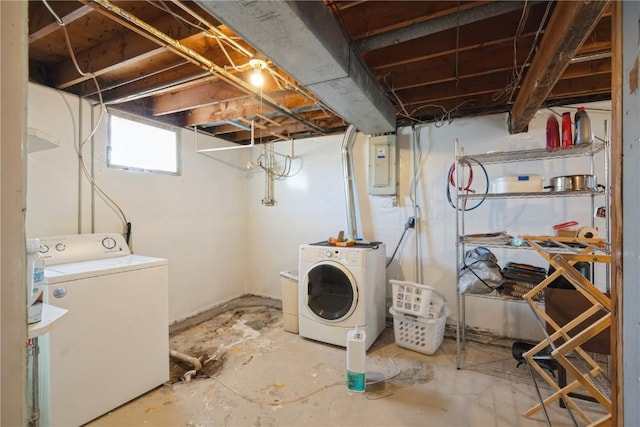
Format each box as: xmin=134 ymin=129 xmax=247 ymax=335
xmin=303 ymin=261 xmax=358 ymax=321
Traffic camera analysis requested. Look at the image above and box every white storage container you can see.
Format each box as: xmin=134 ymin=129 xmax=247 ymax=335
xmin=491 ymin=174 xmax=543 ymax=193
xmin=390 ymin=280 xmax=446 ymax=318
xmin=280 ymin=270 xmax=299 ymax=333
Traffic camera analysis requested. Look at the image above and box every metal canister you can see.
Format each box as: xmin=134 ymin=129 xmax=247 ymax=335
xmin=574 ymin=107 xmax=593 ymax=144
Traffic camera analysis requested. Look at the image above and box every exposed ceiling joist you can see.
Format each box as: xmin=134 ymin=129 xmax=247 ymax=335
xmin=152 ymin=78 xmax=245 ymax=116
xmin=28 ymin=2 xmax=93 ymax=42
xmin=356 ymin=1 xmax=538 ymax=53
xmin=28 ymin=1 xmax=613 ymax=145
xmin=53 ymin=31 xmax=214 ymax=90
xmin=185 ymin=90 xmax=314 ymax=126
xmin=510 ymin=0 xmax=610 ymax=133
xmin=81 ymin=0 xmax=326 ymax=135
xmin=195 ymin=0 xmax=396 ymax=135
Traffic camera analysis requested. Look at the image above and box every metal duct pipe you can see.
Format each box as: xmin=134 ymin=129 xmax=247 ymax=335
xmin=342 ymin=125 xmax=360 ymax=240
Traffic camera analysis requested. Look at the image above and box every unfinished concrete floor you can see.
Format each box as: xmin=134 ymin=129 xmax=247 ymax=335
xmin=88 ymin=296 xmax=606 ymax=427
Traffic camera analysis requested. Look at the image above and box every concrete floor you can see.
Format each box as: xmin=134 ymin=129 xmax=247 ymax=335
xmin=87 ymin=296 xmax=606 ymax=427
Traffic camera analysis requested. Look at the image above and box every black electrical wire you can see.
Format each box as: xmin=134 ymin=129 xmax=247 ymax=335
xmin=386 ymin=221 xmax=413 ymax=268
xmin=446 ymin=158 xmax=489 ymax=211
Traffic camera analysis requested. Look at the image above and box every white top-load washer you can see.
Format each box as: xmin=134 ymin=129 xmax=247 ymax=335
xmin=38 ymin=233 xmax=168 ymax=427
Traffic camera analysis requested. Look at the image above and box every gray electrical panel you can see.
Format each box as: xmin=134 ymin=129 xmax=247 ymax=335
xmin=368 ymin=134 xmax=397 ymax=196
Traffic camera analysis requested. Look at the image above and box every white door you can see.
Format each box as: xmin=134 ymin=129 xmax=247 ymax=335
xmin=302 ymin=261 xmax=358 ymax=322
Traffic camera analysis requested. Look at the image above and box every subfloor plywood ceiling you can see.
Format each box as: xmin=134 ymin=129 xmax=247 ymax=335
xmin=28 ymin=0 xmax=611 ymax=144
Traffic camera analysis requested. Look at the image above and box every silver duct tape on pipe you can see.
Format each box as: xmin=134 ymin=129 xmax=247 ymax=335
xmin=342 ymin=125 xmax=359 ymax=239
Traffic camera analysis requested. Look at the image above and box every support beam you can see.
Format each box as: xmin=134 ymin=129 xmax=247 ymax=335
xmin=610 ymin=3 xmax=623 ymax=426
xmin=510 ymin=0 xmax=610 ymax=133
xmin=620 ymin=3 xmax=640 ymax=426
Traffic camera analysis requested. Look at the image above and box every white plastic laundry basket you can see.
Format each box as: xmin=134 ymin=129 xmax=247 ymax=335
xmin=390 ymin=306 xmax=449 ymax=355
xmin=390 ymin=280 xmax=446 ymax=318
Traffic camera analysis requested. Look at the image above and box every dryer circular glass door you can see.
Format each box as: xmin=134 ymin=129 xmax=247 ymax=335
xmin=303 ymin=261 xmax=358 ymax=322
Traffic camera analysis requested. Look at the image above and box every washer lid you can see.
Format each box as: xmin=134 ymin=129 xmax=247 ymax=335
xmin=45 ymin=254 xmax=167 ymax=284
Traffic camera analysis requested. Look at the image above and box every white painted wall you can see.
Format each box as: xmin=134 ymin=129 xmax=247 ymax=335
xmin=26 ymin=82 xmax=610 ymax=340
xmin=26 ymin=83 xmax=249 ymax=324
xmin=247 ymin=102 xmax=611 ymax=341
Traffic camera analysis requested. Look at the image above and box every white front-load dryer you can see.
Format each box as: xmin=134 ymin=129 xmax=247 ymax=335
xmin=298 ymin=242 xmax=386 ymax=350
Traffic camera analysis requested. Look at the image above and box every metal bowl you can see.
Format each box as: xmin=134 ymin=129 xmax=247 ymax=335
xmin=547 ymin=174 xmax=597 ymax=192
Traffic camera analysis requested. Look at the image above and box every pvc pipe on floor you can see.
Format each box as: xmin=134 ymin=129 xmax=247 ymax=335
xmin=169 ymin=349 xmax=202 ymax=373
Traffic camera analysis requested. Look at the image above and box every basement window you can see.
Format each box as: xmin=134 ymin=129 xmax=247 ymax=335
xmin=107 ymin=113 xmax=181 ymax=175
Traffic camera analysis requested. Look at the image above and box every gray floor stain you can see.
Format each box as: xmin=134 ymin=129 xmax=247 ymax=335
xmin=395 ymin=361 xmax=435 ymax=385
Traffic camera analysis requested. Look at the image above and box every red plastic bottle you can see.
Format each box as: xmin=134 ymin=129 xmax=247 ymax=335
xmin=561 ymin=112 xmax=572 ymax=147
xmin=546 ymin=114 xmax=560 ymax=149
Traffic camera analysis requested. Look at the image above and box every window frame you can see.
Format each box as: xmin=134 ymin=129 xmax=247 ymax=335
xmin=107 ymin=111 xmax=182 ymax=176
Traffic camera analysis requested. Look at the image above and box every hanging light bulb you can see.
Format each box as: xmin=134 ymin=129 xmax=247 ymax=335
xmin=249 ymin=58 xmax=267 ymax=87
xmin=250 ymin=68 xmax=264 ymax=87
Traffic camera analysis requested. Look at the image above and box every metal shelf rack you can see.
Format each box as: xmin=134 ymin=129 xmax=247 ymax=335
xmin=454 ymin=130 xmax=610 ymax=370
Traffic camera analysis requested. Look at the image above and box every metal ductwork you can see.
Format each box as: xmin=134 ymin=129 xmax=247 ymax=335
xmin=341 ymin=125 xmax=360 ymax=240
xmin=195 ymin=1 xmax=396 ymax=135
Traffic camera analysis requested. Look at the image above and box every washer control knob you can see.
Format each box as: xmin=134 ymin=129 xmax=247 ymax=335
xmin=55 ymin=243 xmax=66 ymax=252
xmin=102 ymin=237 xmax=117 ymax=250
xmin=326 ymin=251 xmax=332 ymax=257
xmin=39 ymin=245 xmax=49 ymax=254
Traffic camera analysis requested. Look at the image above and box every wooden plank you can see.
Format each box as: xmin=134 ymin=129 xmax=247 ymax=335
xmin=553 ymin=313 xmax=612 ymax=356
xmin=97 ymin=63 xmax=206 ymax=103
xmin=510 ymin=0 xmax=610 ymax=133
xmin=184 ymin=91 xmax=314 ymax=126
xmin=152 ymin=79 xmax=249 ymax=115
xmin=397 ymin=69 xmax=514 ymax=104
xmin=523 ymin=352 xmax=593 ymax=423
xmin=610 ymin=1 xmax=623 ymax=425
xmin=52 ymin=28 xmax=235 ymax=90
xmin=355 ymin=1 xmax=523 ymax=52
xmin=561 ymin=58 xmax=612 ymax=80
xmin=28 ymin=2 xmax=93 ymax=43
xmin=218 ymin=116 xmax=347 ymax=142
xmin=526 ymin=366 xmax=602 ymax=418
xmin=382 ymin=34 xmax=535 ymax=90
xmin=553 ymin=256 xmax=612 ymax=310
xmin=549 ymin=73 xmax=612 ymax=100
xmin=364 ymin=5 xmax=549 ymax=71
xmin=555 ymin=352 xmax=612 ymax=409
xmin=339 ymin=1 xmax=466 ymax=40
